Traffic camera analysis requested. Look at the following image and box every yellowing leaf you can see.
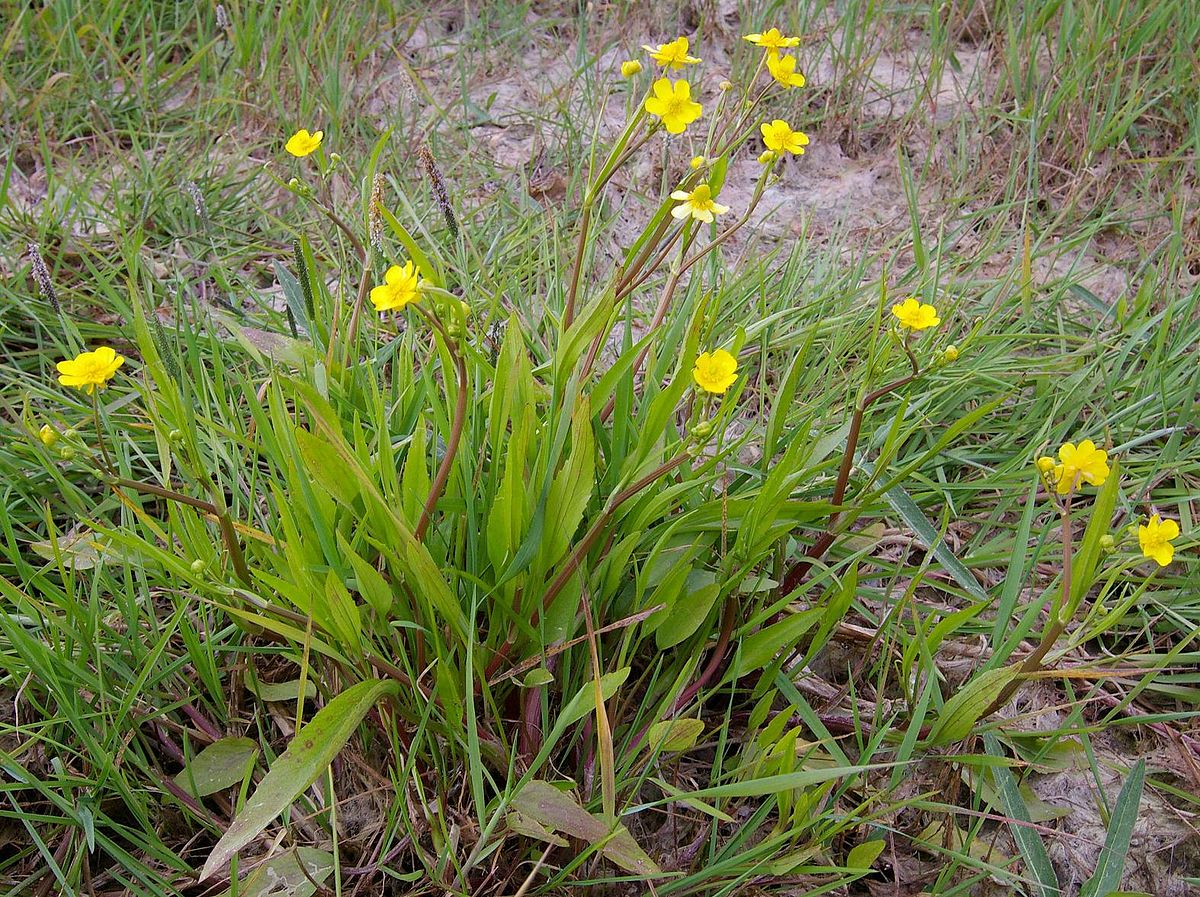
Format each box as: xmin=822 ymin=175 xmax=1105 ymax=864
xmin=645 ymin=718 xmax=705 ymax=753
xmin=511 ymin=781 xmax=660 ymax=876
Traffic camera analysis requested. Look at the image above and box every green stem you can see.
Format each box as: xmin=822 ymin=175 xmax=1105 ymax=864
xmin=562 ymin=201 xmax=592 ymax=329
xmin=315 ymin=201 xmax=366 ymax=261
xmin=539 ymin=453 xmax=690 ymax=615
xmin=413 ymin=305 xmax=468 ymax=542
xmin=563 ymin=127 xmax=653 ymax=328
xmin=981 ymin=490 xmax=1075 ymax=717
xmin=340 ymin=247 xmax=374 ymax=370
xmin=91 ymin=394 xmax=113 ymax=472
xmin=111 ymin=477 xmax=252 ymax=586
xmin=778 ymin=337 xmax=922 ymax=596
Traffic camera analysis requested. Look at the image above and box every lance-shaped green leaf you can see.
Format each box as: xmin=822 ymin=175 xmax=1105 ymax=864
xmin=199 ymin=679 xmax=399 ymax=880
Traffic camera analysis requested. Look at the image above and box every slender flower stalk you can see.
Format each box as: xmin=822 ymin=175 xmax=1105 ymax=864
xmin=111 ymin=476 xmax=252 ymax=587
xmin=92 ymin=394 xmax=112 ymax=472
xmin=778 ymin=334 xmax=924 ymax=596
xmin=412 ymin=304 xmax=468 ymax=542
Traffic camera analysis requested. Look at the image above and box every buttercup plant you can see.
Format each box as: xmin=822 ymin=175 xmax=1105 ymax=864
xmin=15 ymin=20 xmax=1188 ymax=896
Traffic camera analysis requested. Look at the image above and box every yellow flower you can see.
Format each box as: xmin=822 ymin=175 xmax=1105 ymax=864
xmin=689 ymin=155 xmax=709 ymax=169
xmin=38 ymin=424 xmax=58 ymax=447
xmin=1138 ymin=514 xmax=1179 ymax=567
xmin=760 ymin=119 xmax=809 ymax=155
xmin=693 ymin=349 xmax=738 ymax=394
xmin=891 ymin=298 xmax=940 ymax=331
xmin=644 ymin=78 xmax=703 ymax=134
xmin=642 ymin=36 xmax=700 ymax=70
xmin=670 ymin=183 xmax=729 ymax=223
xmin=743 ymin=28 xmax=800 ymax=54
xmin=370 ymin=261 xmax=424 ymax=312
xmin=620 ymin=59 xmax=643 ymax=77
xmin=1053 ymin=439 xmax=1110 ymax=495
xmin=1036 ymin=456 xmax=1056 ymax=475
xmin=766 ymin=53 xmax=806 ymax=88
xmin=56 ymin=346 xmax=125 ymax=394
xmin=285 ymin=128 xmax=324 ymax=157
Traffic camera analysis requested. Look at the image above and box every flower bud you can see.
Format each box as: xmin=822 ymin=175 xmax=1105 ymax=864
xmin=757 ymin=150 xmax=777 ymax=164
xmin=38 ymin=424 xmax=58 ymax=447
xmin=690 ymin=155 xmax=708 ymax=169
xmin=719 ymin=79 xmax=733 ymax=91
xmin=620 ymin=59 xmax=642 ymax=77
xmin=190 ymin=559 xmax=206 ymax=573
xmin=168 ymin=429 xmax=183 ymax=442
xmin=1036 ymin=456 xmax=1056 ymax=474
xmin=1099 ymin=534 xmax=1115 ymax=554
xmin=59 ymin=447 xmax=76 ymax=460
xmin=942 ymin=344 xmax=959 ymax=363
xmin=288 ymin=177 xmax=300 ymax=189
xmin=63 ymin=428 xmax=78 ymax=439
xmin=329 ymin=152 xmax=342 ymax=164
xmin=690 ymin=419 xmax=715 ymax=440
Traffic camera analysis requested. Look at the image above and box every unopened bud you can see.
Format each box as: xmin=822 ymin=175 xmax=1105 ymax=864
xmin=620 ymin=59 xmax=642 ymax=77
xmin=63 ymin=428 xmax=78 ymax=439
xmin=690 ymin=155 xmax=708 ymax=170
xmin=190 ymin=559 xmax=206 ymax=573
xmin=690 ymin=419 xmax=715 ymax=440
xmin=288 ymin=177 xmax=300 ymax=189
xmin=38 ymin=424 xmax=58 ymax=447
xmin=719 ymin=79 xmax=733 ymax=91
xmin=1099 ymin=534 xmax=1115 ymax=553
xmin=1036 ymin=456 xmax=1056 ymax=474
xmin=757 ymin=150 xmax=777 ymax=164
xmin=942 ymin=344 xmax=959 ymax=363
xmin=168 ymin=429 xmax=183 ymax=442
xmin=59 ymin=447 xmax=76 ymax=460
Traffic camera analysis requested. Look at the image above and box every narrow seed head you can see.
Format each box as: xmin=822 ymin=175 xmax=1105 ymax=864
xmin=27 ymin=243 xmax=62 ymax=317
xmin=419 ymin=143 xmax=458 ymax=238
xmin=369 ymin=173 xmax=386 ymax=253
xmin=152 ymin=314 xmax=181 ymax=383
xmin=397 ymin=68 xmax=420 ymax=112
xmin=293 ymin=239 xmax=315 ymax=319
xmin=183 ymin=180 xmax=207 ymax=219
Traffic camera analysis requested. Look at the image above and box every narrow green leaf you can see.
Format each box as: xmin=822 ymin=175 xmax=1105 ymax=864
xmin=926 ymin=666 xmax=1019 ymax=745
xmin=846 ymin=838 xmax=886 ymax=870
xmin=174 ymin=737 xmax=259 ymax=798
xmin=1067 ymin=460 xmax=1121 ymax=616
xmin=863 ymin=460 xmax=988 ymax=601
xmin=199 ymin=679 xmax=400 ymax=880
xmin=378 ymin=205 xmax=441 ymax=287
xmin=1080 ymin=761 xmax=1145 ymax=897
xmin=983 ymin=734 xmax=1061 ymax=897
